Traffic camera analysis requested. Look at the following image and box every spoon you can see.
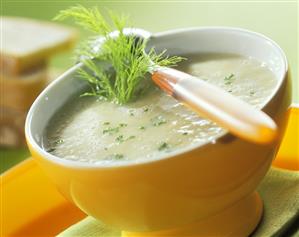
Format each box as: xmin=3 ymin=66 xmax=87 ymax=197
xmin=151 ymin=67 xmax=278 ymax=145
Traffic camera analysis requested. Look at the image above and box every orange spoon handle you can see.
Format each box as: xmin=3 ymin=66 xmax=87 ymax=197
xmin=152 ymin=67 xmax=278 ymax=145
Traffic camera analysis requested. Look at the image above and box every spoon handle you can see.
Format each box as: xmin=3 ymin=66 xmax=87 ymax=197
xmin=152 ymin=67 xmax=278 ymax=145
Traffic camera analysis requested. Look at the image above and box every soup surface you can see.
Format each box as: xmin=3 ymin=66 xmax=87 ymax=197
xmin=44 ymin=53 xmax=277 ymax=164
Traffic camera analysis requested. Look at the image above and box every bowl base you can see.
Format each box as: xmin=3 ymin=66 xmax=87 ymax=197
xmin=122 ymin=192 xmax=263 ymax=237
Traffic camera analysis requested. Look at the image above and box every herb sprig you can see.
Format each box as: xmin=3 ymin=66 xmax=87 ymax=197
xmin=55 ymin=5 xmax=184 ymax=104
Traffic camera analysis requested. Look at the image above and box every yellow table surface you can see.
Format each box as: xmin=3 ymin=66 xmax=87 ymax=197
xmin=1 ymin=106 xmax=298 ymax=237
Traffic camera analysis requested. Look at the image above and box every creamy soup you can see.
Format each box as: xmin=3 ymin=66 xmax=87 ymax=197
xmin=44 ymin=53 xmax=277 ymax=164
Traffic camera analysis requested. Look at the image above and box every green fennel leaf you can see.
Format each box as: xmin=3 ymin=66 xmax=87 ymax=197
xmin=54 ymin=5 xmax=184 ymax=104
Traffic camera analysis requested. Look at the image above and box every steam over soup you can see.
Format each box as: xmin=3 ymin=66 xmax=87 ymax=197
xmin=44 ymin=53 xmax=277 ymax=163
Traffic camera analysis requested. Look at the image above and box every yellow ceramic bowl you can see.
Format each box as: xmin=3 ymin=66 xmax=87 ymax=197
xmin=25 ymin=27 xmax=291 ymax=236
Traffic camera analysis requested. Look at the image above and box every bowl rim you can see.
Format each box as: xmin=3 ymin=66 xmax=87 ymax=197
xmin=25 ymin=26 xmax=288 ymax=169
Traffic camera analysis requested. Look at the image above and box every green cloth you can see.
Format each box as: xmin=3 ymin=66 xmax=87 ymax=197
xmin=0 ymin=148 xmax=30 ymax=174
xmin=254 ymin=168 xmax=299 ymax=237
xmin=58 ymin=168 xmax=299 ymax=237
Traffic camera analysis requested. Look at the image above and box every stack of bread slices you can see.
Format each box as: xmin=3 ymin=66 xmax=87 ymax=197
xmin=0 ymin=17 xmax=77 ymax=147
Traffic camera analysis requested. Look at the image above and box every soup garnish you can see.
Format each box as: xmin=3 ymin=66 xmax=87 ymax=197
xmin=54 ymin=5 xmax=183 ymax=104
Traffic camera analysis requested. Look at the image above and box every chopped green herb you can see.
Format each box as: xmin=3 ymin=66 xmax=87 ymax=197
xmin=143 ymin=107 xmax=149 ymax=112
xmin=116 ymin=135 xmax=124 ymax=143
xmin=227 ymin=90 xmax=233 ymax=93
xmin=103 ymin=123 xmax=129 ymax=135
xmin=139 ymin=126 xmax=145 ymax=130
xmin=104 ymin=147 xmax=108 ymax=151
xmin=54 ymin=139 xmax=64 ymax=145
xmin=114 ymin=154 xmax=124 ymax=160
xmin=182 ymin=132 xmax=189 ymax=135
xmin=250 ymin=90 xmax=255 ymax=96
xmin=103 ymin=126 xmax=120 ymax=135
xmin=105 ymin=153 xmax=124 ymax=160
xmin=224 ymin=73 xmax=235 ymax=85
xmin=128 ymin=135 xmax=136 ymax=140
xmin=116 ymin=134 xmax=136 ymax=143
xmin=103 ymin=122 xmax=110 ymax=125
xmin=129 ymin=110 xmax=135 ymax=116
xmin=47 ymin=148 xmax=56 ymax=153
xmin=151 ymin=116 xmax=167 ymax=126
xmin=158 ymin=142 xmax=170 ymax=151
xmin=54 ymin=5 xmax=184 ymax=104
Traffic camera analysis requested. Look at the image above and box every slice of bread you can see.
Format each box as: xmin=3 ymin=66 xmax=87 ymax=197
xmin=0 ymin=65 xmax=48 ymax=111
xmin=0 ymin=68 xmax=63 ymax=147
xmin=0 ymin=17 xmax=77 ymax=76
xmin=0 ymin=66 xmax=47 ymax=147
